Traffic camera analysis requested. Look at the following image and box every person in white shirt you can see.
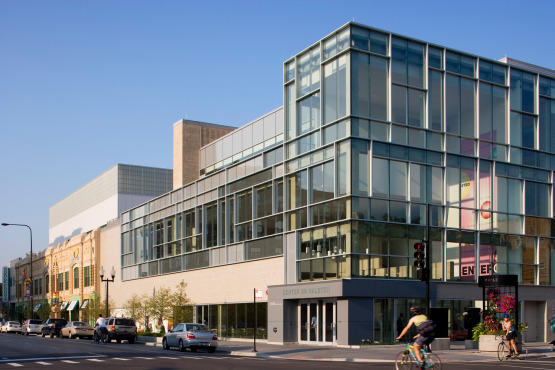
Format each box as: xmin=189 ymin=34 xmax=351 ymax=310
xmin=96 ymin=314 xmax=106 ymax=328
xmin=95 ymin=314 xmax=107 ymax=341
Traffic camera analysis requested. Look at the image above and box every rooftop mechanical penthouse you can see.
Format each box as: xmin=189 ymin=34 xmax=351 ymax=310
xmin=119 ymin=23 xmax=555 ymax=345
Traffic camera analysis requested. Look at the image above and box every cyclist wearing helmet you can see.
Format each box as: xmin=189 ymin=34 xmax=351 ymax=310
xmin=502 ymin=313 xmax=519 ymax=358
xmin=396 ymin=306 xmax=435 ymax=366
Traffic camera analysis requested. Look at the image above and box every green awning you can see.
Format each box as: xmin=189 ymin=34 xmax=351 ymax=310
xmin=80 ymin=299 xmax=89 ymax=310
xmin=33 ymin=303 xmax=42 ymax=313
xmin=60 ymin=301 xmax=69 ymax=311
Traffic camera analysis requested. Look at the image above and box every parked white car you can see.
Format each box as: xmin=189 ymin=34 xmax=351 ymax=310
xmin=162 ymin=323 xmax=218 ymax=352
xmin=3 ymin=321 xmax=22 ymax=333
xmin=22 ymin=319 xmax=43 ymax=335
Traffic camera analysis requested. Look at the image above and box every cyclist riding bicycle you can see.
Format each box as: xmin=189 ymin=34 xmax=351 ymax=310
xmin=95 ymin=313 xmax=107 ymax=341
xmin=396 ymin=306 xmax=435 ymax=367
xmin=502 ymin=313 xmax=519 ymax=358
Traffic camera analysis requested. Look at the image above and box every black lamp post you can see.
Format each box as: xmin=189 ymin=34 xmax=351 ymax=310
xmin=2 ymin=223 xmax=33 ymax=319
xmin=99 ymin=266 xmax=115 ymax=317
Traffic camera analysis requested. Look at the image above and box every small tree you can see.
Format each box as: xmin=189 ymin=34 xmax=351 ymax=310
xmin=172 ymin=280 xmax=193 ymax=324
xmin=146 ymin=287 xmax=173 ymax=329
xmin=124 ymin=294 xmax=143 ymax=321
xmin=37 ymin=302 xmax=51 ymax=321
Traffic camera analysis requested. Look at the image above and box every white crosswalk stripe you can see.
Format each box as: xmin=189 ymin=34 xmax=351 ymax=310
xmin=35 ymin=362 xmax=52 ymax=366
xmin=113 ymin=357 xmax=130 ymax=361
xmin=86 ymin=359 xmax=104 ymax=362
xmin=135 ymin=356 xmax=154 ymax=360
xmin=158 ymin=356 xmax=179 ymax=359
xmin=61 ymin=360 xmax=79 ymax=364
xmin=6 ymin=364 xmax=23 ymax=368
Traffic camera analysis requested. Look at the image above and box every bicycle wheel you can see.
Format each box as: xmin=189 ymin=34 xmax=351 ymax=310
xmin=395 ymin=350 xmax=413 ymax=369
xmin=497 ymin=341 xmax=507 ymax=361
xmin=426 ymin=353 xmax=442 ymax=369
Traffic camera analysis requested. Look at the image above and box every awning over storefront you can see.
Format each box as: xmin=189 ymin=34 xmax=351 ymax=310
xmin=60 ymin=302 xmax=69 ymax=311
xmin=80 ymin=299 xmax=89 ymax=310
xmin=67 ymin=300 xmax=79 ymax=311
xmin=33 ymin=303 xmax=42 ymax=313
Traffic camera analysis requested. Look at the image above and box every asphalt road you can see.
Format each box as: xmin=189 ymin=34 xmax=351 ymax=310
xmin=1 ymin=332 xmax=554 ymax=369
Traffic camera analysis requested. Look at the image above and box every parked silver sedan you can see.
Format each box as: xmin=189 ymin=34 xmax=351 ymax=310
xmin=60 ymin=321 xmax=94 ymax=339
xmin=162 ymin=323 xmax=218 ymax=352
xmin=3 ymin=321 xmax=22 ymax=333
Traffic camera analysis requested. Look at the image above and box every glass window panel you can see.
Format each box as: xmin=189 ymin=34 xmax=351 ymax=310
xmin=370 ymin=199 xmax=388 ymax=221
xmin=391 ymin=124 xmax=407 ymax=145
xmin=390 ymin=201 xmax=407 ymax=223
xmin=511 ymin=69 xmax=535 ymax=114
xmin=479 ymin=83 xmax=493 ymax=140
xmin=427 ymin=132 xmax=442 ymax=151
xmin=351 ymin=53 xmax=388 ymax=121
xmin=539 ymin=97 xmax=551 ymax=152
xmin=323 ymin=55 xmax=347 ymax=124
xmin=337 ymin=141 xmax=349 ymax=195
xmin=410 ymin=163 xmax=426 ymax=202
xmin=525 ymin=181 xmax=549 ymax=217
xmin=428 ymin=47 xmax=442 ymax=69
xmin=460 ymin=78 xmax=476 ymax=137
xmin=429 ymin=70 xmax=443 ymax=131
xmin=460 ymin=56 xmax=475 ymax=78
xmin=408 ymin=88 xmax=424 ymax=127
xmin=351 ymin=26 xmax=369 ymax=51
xmin=407 ymin=42 xmax=424 ymax=88
xmin=372 ymin=157 xmax=389 ymax=197
xmin=370 ymin=31 xmax=388 ymax=55
xmin=446 ymin=74 xmax=460 ymax=134
xmin=391 ymin=85 xmax=407 ymax=124
xmin=391 ymin=37 xmax=407 ymax=85
xmin=479 ymin=60 xmax=492 ymax=82
xmin=298 ymin=47 xmax=320 ymax=96
xmin=352 ymin=140 xmax=369 ymax=196
xmin=390 ymin=160 xmax=407 ymax=200
xmin=492 ymin=64 xmax=506 ymax=85
xmin=297 ymin=93 xmax=320 ymax=135
xmin=408 ymin=128 xmax=425 ymax=148
xmin=492 ymin=85 xmax=507 ymax=143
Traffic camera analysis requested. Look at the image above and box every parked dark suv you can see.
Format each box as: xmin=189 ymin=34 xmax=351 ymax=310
xmin=105 ymin=317 xmax=137 ymax=343
xmin=41 ymin=318 xmax=68 ymax=338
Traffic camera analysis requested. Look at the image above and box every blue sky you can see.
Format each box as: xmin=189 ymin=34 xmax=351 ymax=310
xmin=1 ymin=0 xmax=554 ymax=269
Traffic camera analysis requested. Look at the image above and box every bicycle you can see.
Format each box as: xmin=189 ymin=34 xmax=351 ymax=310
xmin=497 ymin=334 xmax=522 ymax=361
xmin=93 ymin=326 xmax=108 ymax=344
xmin=395 ymin=340 xmax=442 ymax=369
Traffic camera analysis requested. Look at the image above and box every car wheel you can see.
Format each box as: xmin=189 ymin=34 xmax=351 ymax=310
xmin=128 ymin=337 xmax=135 ymax=344
xmin=190 ymin=347 xmax=197 ymax=353
xmin=69 ymin=333 xmax=73 ymax=339
xmin=208 ymin=348 xmax=216 ymax=353
xmin=50 ymin=333 xmax=54 ymax=338
xmin=41 ymin=332 xmax=45 ymax=338
xmin=162 ymin=338 xmax=169 ymax=350
xmin=178 ymin=340 xmax=185 ymax=352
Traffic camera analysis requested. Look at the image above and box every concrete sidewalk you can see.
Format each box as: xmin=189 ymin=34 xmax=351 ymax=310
xmin=220 ymin=340 xmax=555 ymax=363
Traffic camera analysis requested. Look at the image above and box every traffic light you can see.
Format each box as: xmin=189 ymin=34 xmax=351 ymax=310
xmin=414 ymin=242 xmax=428 ymax=281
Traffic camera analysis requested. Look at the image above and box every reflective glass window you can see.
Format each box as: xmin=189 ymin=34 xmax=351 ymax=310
xmin=297 ymin=93 xmax=320 ymax=135
xmin=510 ymin=69 xmax=535 ymax=113
xmin=428 ymin=70 xmax=443 ymax=131
xmin=351 ymin=52 xmax=388 ymax=120
xmin=352 ymin=140 xmax=369 ymax=196
xmin=392 ymin=37 xmax=424 ymax=88
xmin=446 ymin=51 xmax=475 ymax=78
xmin=372 ymin=157 xmax=389 ymax=197
xmin=525 ymin=181 xmax=550 ymax=217
xmin=510 ymin=111 xmax=535 ymax=149
xmin=323 ymin=55 xmax=347 ymax=124
xmin=298 ymin=47 xmax=320 ymax=96
xmin=428 ymin=47 xmax=443 ymax=69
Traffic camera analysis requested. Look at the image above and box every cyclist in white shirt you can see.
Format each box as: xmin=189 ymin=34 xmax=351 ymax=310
xmin=95 ymin=314 xmax=107 ymax=340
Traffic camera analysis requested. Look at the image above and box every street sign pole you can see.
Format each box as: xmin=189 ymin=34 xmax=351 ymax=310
xmin=253 ymin=288 xmax=257 ymax=352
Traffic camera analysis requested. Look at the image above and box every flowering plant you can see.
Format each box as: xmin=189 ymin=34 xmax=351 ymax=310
xmin=498 ymin=294 xmax=516 ymax=313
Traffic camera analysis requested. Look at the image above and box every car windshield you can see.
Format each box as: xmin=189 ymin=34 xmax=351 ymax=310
xmin=30 ymin=320 xmax=42 ymax=325
xmin=115 ymin=319 xmax=135 ymax=326
xmin=73 ymin=322 xmax=87 ymax=327
xmin=187 ymin=324 xmax=208 ymax=331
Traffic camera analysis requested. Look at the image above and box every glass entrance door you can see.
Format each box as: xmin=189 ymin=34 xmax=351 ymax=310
xmin=298 ymin=299 xmax=336 ymax=344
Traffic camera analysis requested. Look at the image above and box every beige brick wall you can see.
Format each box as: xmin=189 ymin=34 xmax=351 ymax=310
xmin=173 ymin=120 xmax=234 ymax=189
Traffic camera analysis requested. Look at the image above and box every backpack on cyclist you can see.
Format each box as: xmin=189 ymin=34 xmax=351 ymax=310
xmin=417 ymin=320 xmax=436 ymax=337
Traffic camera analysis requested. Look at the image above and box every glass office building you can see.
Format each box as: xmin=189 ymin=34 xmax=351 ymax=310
xmin=121 ymin=23 xmax=555 ymax=345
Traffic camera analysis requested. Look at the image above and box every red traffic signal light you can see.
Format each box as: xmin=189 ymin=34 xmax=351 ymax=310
xmin=413 ymin=242 xmax=424 ymax=252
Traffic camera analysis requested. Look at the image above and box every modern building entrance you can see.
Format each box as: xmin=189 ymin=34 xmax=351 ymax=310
xmin=298 ymin=299 xmax=336 ymax=344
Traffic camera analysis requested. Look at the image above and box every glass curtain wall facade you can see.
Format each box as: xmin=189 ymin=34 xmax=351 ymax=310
xmin=121 ymin=23 xmax=555 ymax=342
xmin=283 ymin=24 xmax=555 ymax=286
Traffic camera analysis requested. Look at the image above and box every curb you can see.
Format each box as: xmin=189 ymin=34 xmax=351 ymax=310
xmin=229 ymin=351 xmax=394 ymax=363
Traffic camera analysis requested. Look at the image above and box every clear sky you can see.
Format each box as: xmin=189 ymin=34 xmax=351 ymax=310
xmin=1 ymin=0 xmax=554 ymax=269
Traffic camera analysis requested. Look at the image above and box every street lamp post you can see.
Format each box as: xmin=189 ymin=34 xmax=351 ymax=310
xmin=99 ymin=266 xmax=115 ymax=317
xmin=2 ymin=223 xmax=33 ymax=319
